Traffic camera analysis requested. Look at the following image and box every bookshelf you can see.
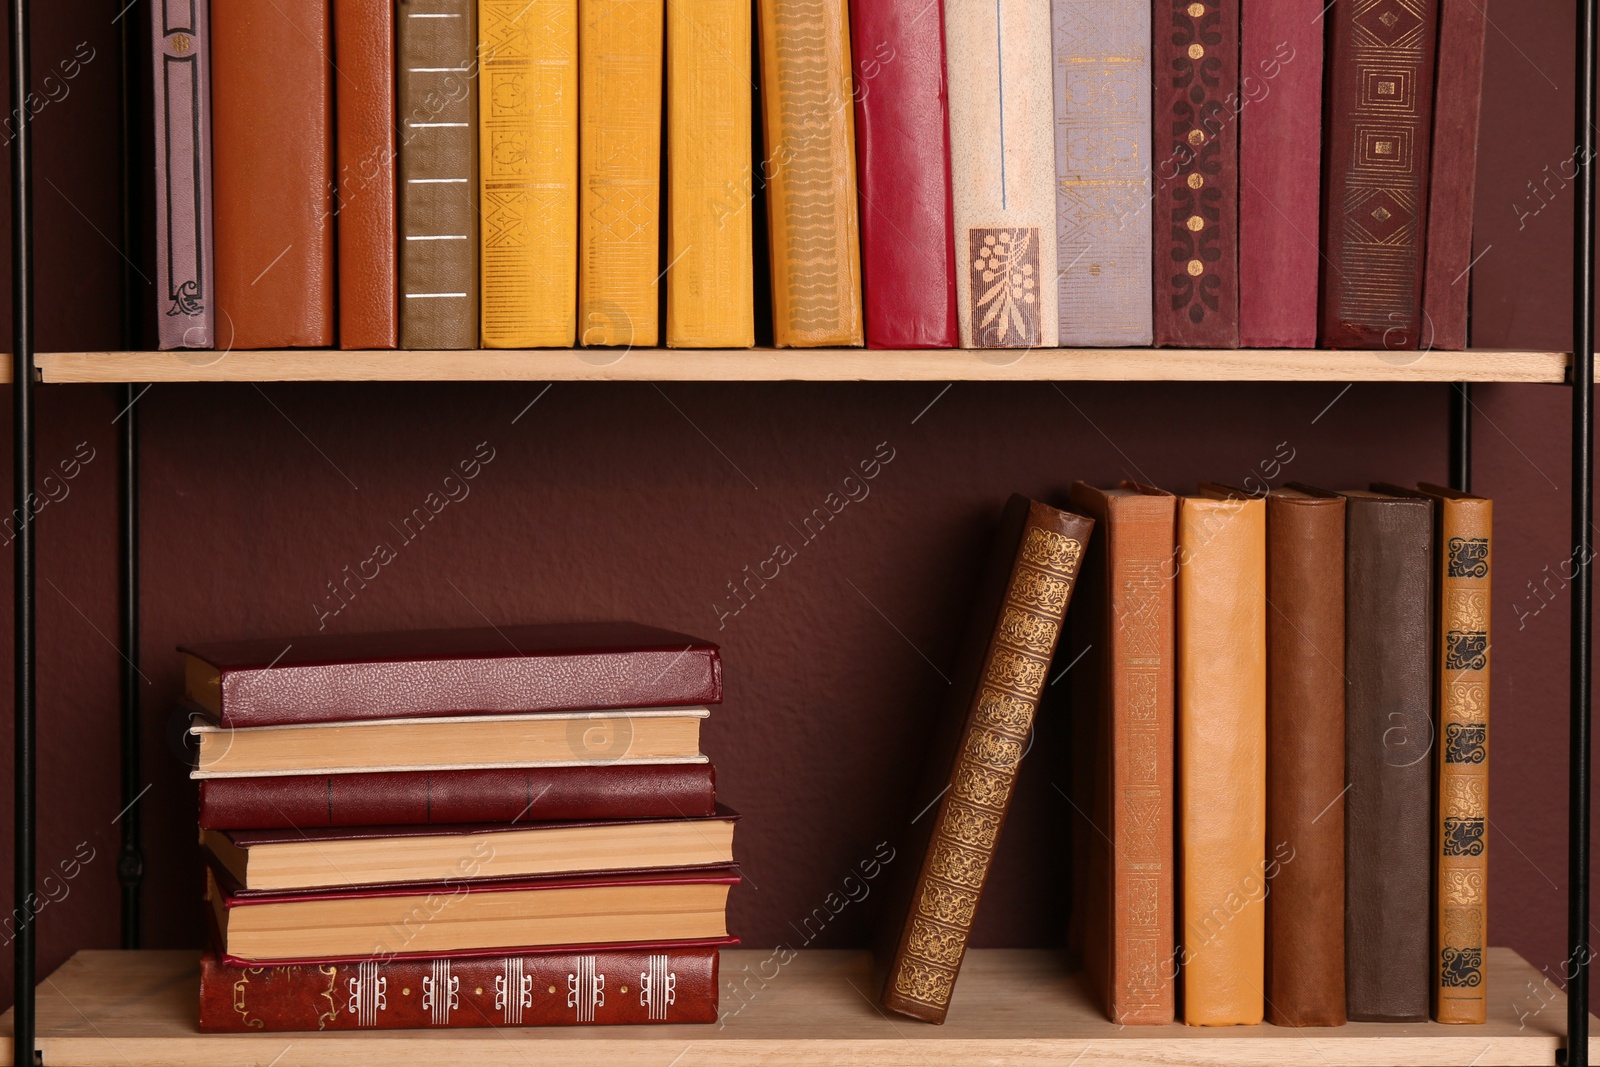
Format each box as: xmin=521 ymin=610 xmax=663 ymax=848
xmin=2 ymin=948 xmax=1591 ymax=1066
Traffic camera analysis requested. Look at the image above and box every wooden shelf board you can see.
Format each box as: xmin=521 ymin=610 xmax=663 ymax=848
xmin=30 ymin=347 xmax=1569 ymax=383
xmin=0 ymin=947 xmax=1587 ymax=1066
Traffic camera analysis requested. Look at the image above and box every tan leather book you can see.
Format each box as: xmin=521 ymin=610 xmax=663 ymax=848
xmin=878 ymin=496 xmax=1094 ymax=1023
xmin=1069 ymin=482 xmax=1176 ymax=1024
xmin=1264 ymin=487 xmax=1346 ymax=1026
xmin=1177 ymin=488 xmax=1265 ymax=1026
xmin=755 ymin=0 xmax=865 ymax=346
xmin=333 ymin=0 xmax=398 ymax=349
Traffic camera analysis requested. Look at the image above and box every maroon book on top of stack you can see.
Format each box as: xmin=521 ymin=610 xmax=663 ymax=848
xmin=185 ymin=622 xmax=739 ymax=1032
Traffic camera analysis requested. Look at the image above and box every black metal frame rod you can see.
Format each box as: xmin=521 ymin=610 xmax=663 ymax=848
xmin=1450 ymin=384 xmax=1471 ymax=493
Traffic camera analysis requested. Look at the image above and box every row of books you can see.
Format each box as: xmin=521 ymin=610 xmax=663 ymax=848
xmin=148 ymin=0 xmax=1483 ymax=353
xmin=186 ymin=623 xmax=739 ymax=1031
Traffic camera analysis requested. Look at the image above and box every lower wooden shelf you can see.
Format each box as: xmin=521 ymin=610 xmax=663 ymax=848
xmin=0 ymin=947 xmax=1588 ymax=1065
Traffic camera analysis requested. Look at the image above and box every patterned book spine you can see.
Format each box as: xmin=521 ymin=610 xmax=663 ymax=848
xmin=151 ymin=0 xmax=214 ymax=349
xmin=200 ymin=947 xmax=720 ymax=1030
xmin=664 ymin=0 xmax=754 ymax=347
xmin=481 ymin=0 xmax=578 ymax=347
xmin=1152 ymin=0 xmax=1239 ymax=348
xmin=756 ymin=0 xmax=865 ymax=346
xmin=578 ymin=0 xmax=662 ymax=347
xmin=1319 ymin=0 xmax=1439 ymax=350
xmin=1434 ymin=496 xmax=1490 ymax=1022
xmin=1050 ymin=0 xmax=1152 ymax=346
xmin=1421 ymin=0 xmax=1488 ymax=351
xmin=398 ymin=0 xmax=480 ymax=350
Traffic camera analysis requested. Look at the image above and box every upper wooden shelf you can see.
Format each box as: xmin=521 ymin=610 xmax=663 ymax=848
xmin=27 ymin=347 xmax=1569 ymax=383
xmin=0 ymin=947 xmax=1588 ymax=1066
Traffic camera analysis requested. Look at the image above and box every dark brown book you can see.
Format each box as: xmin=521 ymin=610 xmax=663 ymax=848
xmin=1421 ymin=0 xmax=1488 ymax=350
xmin=877 ymin=496 xmax=1094 ymax=1023
xmin=1264 ymin=488 xmax=1347 ymax=1027
xmin=1068 ymin=482 xmax=1176 ymax=1024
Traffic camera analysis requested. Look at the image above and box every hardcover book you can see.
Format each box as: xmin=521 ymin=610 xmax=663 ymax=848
xmin=333 ymin=0 xmax=398 ymax=349
xmin=878 ymin=495 xmax=1093 ymax=1023
xmin=1422 ymin=0 xmax=1488 ymax=350
xmin=150 ymin=0 xmax=214 ymax=349
xmin=1051 ymin=0 xmax=1153 ymax=346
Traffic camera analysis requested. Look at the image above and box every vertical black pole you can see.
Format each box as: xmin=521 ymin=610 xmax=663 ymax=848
xmin=1449 ymin=384 xmax=1472 ymax=493
xmin=1571 ymin=0 xmax=1597 ymax=1057
xmin=9 ymin=0 xmax=35 ymax=1060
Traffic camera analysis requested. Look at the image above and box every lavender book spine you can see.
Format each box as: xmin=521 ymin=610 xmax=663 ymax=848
xmin=152 ymin=0 xmax=215 ymax=349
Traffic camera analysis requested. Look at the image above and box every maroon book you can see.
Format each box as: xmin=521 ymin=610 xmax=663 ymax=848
xmin=1421 ymin=0 xmax=1487 ymax=350
xmin=849 ymin=0 xmax=958 ymax=348
xmin=1319 ymin=0 xmax=1440 ymax=350
xmin=1237 ymin=0 xmax=1323 ymax=347
xmin=197 ymin=763 xmax=718 ymax=830
xmin=200 ymin=943 xmax=723 ymax=1030
xmin=182 ymin=622 xmax=722 ymax=728
xmin=1153 ymin=0 xmax=1240 ymax=348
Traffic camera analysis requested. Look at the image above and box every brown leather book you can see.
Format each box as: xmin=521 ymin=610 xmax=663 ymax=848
xmin=334 ymin=0 xmax=398 ymax=349
xmin=1069 ymin=482 xmax=1176 ymax=1024
xmin=398 ymin=0 xmax=480 ymax=350
xmin=878 ymin=496 xmax=1094 ymax=1023
xmin=211 ymin=0 xmax=334 ymax=349
xmin=1264 ymin=488 xmax=1346 ymax=1027
xmin=1294 ymin=484 xmax=1433 ymax=1022
xmin=1177 ymin=488 xmax=1265 ymax=1026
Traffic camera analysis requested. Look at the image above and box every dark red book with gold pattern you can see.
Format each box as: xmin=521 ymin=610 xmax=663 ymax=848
xmin=1153 ymin=0 xmax=1240 ymax=348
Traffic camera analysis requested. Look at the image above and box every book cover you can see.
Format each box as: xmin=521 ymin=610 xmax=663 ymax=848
xmin=1421 ymin=0 xmax=1488 ymax=350
xmin=150 ymin=0 xmax=214 ymax=350
xmin=333 ymin=0 xmax=398 ymax=350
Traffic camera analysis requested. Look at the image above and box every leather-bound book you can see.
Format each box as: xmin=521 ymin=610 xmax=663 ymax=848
xmin=1051 ymin=0 xmax=1153 ymax=346
xmin=199 ymin=944 xmax=723 ymax=1030
xmin=1422 ymin=0 xmax=1488 ymax=350
xmin=197 ymin=763 xmax=720 ymax=830
xmin=1237 ymin=0 xmax=1323 ymax=348
xmin=1177 ymin=487 xmax=1264 ymax=1025
xmin=180 ymin=622 xmax=721 ymax=728
xmin=756 ymin=0 xmax=865 ymax=346
xmin=398 ymin=0 xmax=479 ymax=350
xmin=664 ymin=0 xmax=754 ymax=347
xmin=211 ymin=0 xmax=333 ymax=349
xmin=1264 ymin=488 xmax=1346 ymax=1026
xmin=849 ymin=0 xmax=958 ymax=348
xmin=1293 ymin=484 xmax=1433 ymax=1020
xmin=1382 ymin=483 xmax=1490 ymax=1022
xmin=1068 ymin=482 xmax=1175 ymax=1023
xmin=1319 ymin=0 xmax=1440 ymax=349
xmin=481 ymin=0 xmax=577 ymax=347
xmin=333 ymin=0 xmax=398 ymax=350
xmin=945 ymin=0 xmax=1060 ymax=348
xmin=579 ymin=0 xmax=662 ymax=346
xmin=1152 ymin=0 xmax=1239 ymax=349
xmin=878 ymin=496 xmax=1093 ymax=1022
xmin=150 ymin=0 xmax=214 ymax=349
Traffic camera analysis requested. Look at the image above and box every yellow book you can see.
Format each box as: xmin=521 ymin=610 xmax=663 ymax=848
xmin=579 ymin=0 xmax=662 ymax=347
xmin=665 ymin=0 xmax=754 ymax=348
xmin=755 ymin=0 xmax=863 ymax=347
xmin=480 ymin=0 xmax=578 ymax=347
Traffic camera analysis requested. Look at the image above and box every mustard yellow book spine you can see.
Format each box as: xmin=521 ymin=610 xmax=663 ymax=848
xmin=665 ymin=0 xmax=754 ymax=348
xmin=480 ymin=0 xmax=578 ymax=347
xmin=579 ymin=0 xmax=662 ymax=346
xmin=755 ymin=0 xmax=863 ymax=347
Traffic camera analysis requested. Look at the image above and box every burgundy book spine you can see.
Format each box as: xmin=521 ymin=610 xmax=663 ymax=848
xmin=200 ymin=946 xmax=720 ymax=1030
xmin=1319 ymin=0 xmax=1440 ymax=350
xmin=1421 ymin=0 xmax=1487 ymax=351
xmin=1237 ymin=0 xmax=1322 ymax=348
xmin=197 ymin=763 xmax=718 ymax=830
xmin=1153 ymin=0 xmax=1240 ymax=348
xmin=848 ymin=0 xmax=958 ymax=348
xmin=151 ymin=0 xmax=215 ymax=349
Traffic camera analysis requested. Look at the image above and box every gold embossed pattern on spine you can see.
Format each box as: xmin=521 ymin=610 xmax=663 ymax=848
xmin=1434 ymin=494 xmax=1490 ymax=1022
xmin=480 ymin=0 xmax=578 ymax=347
xmin=579 ymin=0 xmax=662 ymax=346
xmin=665 ymin=0 xmax=754 ymax=347
xmin=886 ymin=522 xmax=1085 ymax=1019
xmin=756 ymin=0 xmax=864 ymax=346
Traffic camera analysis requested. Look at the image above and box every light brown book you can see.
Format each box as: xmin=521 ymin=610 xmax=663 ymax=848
xmin=1069 ymin=482 xmax=1176 ymax=1024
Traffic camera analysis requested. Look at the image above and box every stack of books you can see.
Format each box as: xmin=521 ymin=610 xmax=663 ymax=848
xmin=184 ymin=622 xmax=740 ymax=1031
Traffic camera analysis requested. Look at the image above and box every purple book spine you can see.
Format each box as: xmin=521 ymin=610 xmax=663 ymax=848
xmin=152 ymin=0 xmax=214 ymax=349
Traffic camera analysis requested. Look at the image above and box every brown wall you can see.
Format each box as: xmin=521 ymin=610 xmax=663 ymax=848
xmin=0 ymin=0 xmax=1595 ymax=1020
